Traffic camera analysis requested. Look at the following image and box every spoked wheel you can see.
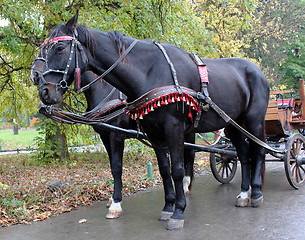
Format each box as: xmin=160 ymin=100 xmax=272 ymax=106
xmin=210 ymin=153 xmax=238 ymax=184
xmin=298 ymin=128 xmax=305 ymax=136
xmin=284 ymin=133 xmax=305 ymax=189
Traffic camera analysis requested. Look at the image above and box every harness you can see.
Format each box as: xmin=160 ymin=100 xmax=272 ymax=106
xmin=126 ymin=86 xmax=200 ymax=121
xmin=34 ymin=34 xmax=208 ymax=125
xmin=33 ymin=35 xmax=137 ymax=93
xmin=35 ymin=34 xmax=283 ymax=154
xmin=126 ymin=42 xmax=209 ymax=123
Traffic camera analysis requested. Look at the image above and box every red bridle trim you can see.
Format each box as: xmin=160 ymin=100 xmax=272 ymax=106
xmin=40 ymin=36 xmax=74 ymax=48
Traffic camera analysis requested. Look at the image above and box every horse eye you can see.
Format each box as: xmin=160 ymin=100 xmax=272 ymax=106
xmin=56 ymin=45 xmax=65 ymax=52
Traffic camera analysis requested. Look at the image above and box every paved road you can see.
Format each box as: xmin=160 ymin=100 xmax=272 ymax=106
xmin=1 ymin=162 xmax=305 ymax=240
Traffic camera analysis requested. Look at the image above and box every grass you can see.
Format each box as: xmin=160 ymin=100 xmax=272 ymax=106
xmin=0 ymin=129 xmax=39 ymax=151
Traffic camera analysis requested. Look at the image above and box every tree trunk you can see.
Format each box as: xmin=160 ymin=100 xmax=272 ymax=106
xmin=45 ymin=121 xmax=69 ymax=160
xmin=13 ymin=124 xmax=19 ymax=135
xmin=13 ymin=119 xmax=18 ymax=135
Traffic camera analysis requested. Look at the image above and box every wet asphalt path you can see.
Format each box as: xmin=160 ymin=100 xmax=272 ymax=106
xmin=1 ymin=162 xmax=305 ymax=240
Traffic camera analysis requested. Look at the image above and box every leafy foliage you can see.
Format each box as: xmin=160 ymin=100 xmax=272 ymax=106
xmin=279 ymin=38 xmax=305 ymax=90
xmin=0 ymin=0 xmax=213 ymax=158
xmin=196 ymin=0 xmax=254 ymax=58
xmin=34 ymin=118 xmax=68 ymax=162
xmin=2 ymin=0 xmax=304 ymax=158
xmin=243 ymin=0 xmax=305 ymax=87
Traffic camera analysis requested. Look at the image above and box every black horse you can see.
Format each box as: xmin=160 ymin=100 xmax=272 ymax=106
xmin=31 ymin=13 xmax=269 ymax=230
xmin=30 ymin=67 xmax=196 ymax=219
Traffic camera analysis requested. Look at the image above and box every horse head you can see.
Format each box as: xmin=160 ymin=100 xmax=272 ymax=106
xmin=31 ymin=11 xmax=88 ymax=105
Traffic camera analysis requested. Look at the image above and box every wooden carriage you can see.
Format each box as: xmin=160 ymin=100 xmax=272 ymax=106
xmin=210 ymin=78 xmax=305 ymax=189
xmin=265 ymin=78 xmax=305 ymax=138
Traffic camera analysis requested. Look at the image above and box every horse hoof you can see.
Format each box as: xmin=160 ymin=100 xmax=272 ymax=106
xmin=159 ymin=211 xmax=173 ymax=221
xmin=166 ymin=219 xmax=184 ymax=230
xmin=235 ymin=197 xmax=249 ymax=207
xmin=251 ymin=196 xmax=263 ymax=207
xmin=106 ymin=201 xmax=122 ymax=219
xmin=105 ymin=210 xmax=122 ymax=219
xmin=235 ymin=188 xmax=251 ymax=207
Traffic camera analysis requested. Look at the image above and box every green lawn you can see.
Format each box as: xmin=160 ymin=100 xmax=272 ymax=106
xmin=0 ymin=129 xmax=39 ymax=150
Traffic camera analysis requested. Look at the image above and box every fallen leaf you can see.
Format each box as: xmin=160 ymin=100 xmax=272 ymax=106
xmin=78 ymin=219 xmax=87 ymax=224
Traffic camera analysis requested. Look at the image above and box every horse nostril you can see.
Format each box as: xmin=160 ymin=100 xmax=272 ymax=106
xmin=34 ymin=72 xmax=39 ymax=79
xmin=41 ymin=88 xmax=49 ymax=100
xmin=33 ymin=71 xmax=40 ymax=84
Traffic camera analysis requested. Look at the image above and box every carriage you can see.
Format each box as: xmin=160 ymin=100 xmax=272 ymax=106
xmin=209 ymin=78 xmax=305 ymax=189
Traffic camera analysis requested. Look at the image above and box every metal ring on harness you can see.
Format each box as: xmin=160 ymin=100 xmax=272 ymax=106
xmin=57 ymin=80 xmax=68 ymax=89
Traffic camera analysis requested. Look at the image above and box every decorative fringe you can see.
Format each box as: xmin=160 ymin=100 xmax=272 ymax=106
xmin=127 ymin=91 xmax=200 ymax=121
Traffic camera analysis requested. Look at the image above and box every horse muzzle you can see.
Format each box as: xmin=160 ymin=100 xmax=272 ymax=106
xmin=39 ymin=84 xmax=63 ymax=105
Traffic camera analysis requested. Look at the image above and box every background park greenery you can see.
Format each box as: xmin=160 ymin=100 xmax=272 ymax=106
xmin=0 ymin=0 xmax=305 ymax=160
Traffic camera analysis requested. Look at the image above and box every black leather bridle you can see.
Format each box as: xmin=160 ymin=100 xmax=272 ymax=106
xmin=32 ymin=35 xmax=88 ymax=92
xmin=32 ymin=35 xmax=138 ymax=93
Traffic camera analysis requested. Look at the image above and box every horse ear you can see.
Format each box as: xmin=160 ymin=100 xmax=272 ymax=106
xmin=65 ymin=11 xmax=79 ymax=35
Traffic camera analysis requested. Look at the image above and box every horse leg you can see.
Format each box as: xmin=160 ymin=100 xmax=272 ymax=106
xmin=249 ymin=140 xmax=265 ymax=207
xmin=225 ymin=125 xmax=251 ymax=207
xmin=183 ymin=133 xmax=195 ymax=195
xmin=154 ymin=147 xmax=175 ymax=221
xmin=99 ymin=131 xmax=124 ymax=219
xmin=245 ymin=119 xmax=266 ymax=207
xmin=165 ymin=121 xmax=186 ymax=230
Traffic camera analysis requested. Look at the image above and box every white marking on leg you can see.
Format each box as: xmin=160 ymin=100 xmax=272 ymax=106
xmin=236 ymin=187 xmax=251 ymax=199
xmin=109 ymin=201 xmax=122 ymax=212
xmin=236 ymin=186 xmax=251 ymax=207
xmin=183 ymin=176 xmax=191 ymax=195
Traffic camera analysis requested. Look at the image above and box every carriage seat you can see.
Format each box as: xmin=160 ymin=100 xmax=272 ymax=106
xmin=270 ymin=89 xmax=294 ymax=110
xmin=277 ymin=98 xmax=293 ymax=109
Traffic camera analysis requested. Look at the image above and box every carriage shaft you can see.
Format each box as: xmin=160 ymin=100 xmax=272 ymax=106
xmin=95 ymin=122 xmax=238 ymax=157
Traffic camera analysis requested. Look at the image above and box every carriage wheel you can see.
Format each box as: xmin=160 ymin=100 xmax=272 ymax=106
xmin=284 ymin=133 xmax=305 ymax=189
xmin=298 ymin=129 xmax=305 ymax=136
xmin=210 ymin=153 xmax=237 ymax=184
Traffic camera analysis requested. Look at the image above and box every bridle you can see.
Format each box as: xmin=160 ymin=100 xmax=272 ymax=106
xmin=32 ymin=35 xmax=88 ymax=92
xmin=32 ymin=34 xmax=138 ymax=93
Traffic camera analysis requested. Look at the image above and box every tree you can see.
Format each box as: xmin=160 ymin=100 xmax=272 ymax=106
xmin=242 ymin=0 xmax=305 ymax=87
xmin=0 ymin=0 xmax=213 ymax=160
xmin=195 ymin=0 xmax=255 ymax=59
xmin=0 ymin=0 xmax=80 ymax=160
xmin=279 ymin=37 xmax=305 ymax=91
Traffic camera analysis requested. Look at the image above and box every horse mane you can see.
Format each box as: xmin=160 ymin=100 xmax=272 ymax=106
xmin=76 ymin=25 xmax=96 ymax=55
xmin=108 ymin=31 xmax=127 ymax=57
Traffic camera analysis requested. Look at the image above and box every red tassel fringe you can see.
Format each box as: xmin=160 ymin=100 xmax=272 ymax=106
xmin=127 ymin=92 xmax=200 ymax=121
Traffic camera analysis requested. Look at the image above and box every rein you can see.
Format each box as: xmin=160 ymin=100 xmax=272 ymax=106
xmin=79 ymin=39 xmax=139 ymax=93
